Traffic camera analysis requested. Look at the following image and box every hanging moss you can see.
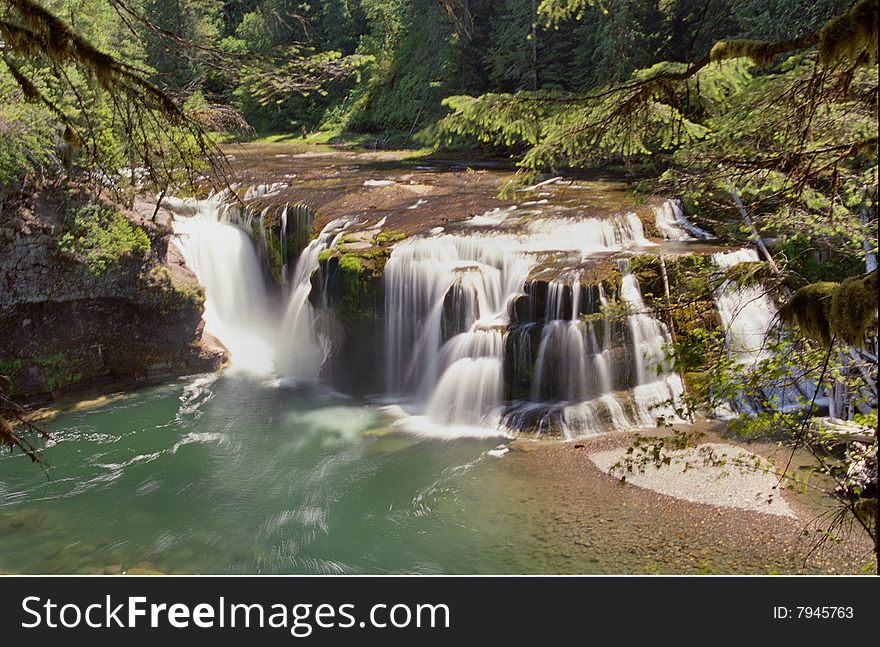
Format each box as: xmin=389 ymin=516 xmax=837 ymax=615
xmin=780 ymin=271 xmax=878 ymax=347
xmin=710 ymin=1 xmax=878 ymax=69
xmin=779 ymin=282 xmax=838 ymax=347
xmin=710 ymin=40 xmax=780 ymax=67
xmin=818 ymin=0 xmax=879 ymax=66
xmin=830 ymin=271 xmax=878 ymax=346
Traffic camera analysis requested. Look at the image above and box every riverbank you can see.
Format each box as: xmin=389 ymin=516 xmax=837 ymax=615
xmin=496 ymin=427 xmax=874 ymax=574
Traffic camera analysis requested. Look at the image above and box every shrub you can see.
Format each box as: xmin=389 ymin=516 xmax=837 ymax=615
xmin=58 ymin=204 xmax=151 ymax=275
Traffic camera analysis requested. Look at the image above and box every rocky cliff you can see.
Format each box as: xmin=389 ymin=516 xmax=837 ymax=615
xmin=0 ymin=188 xmax=226 ymax=405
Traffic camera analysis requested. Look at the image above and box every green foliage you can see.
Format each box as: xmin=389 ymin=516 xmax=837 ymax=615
xmin=726 ymin=0 xmax=840 ymax=43
xmin=0 ymin=72 xmax=55 ymax=185
xmin=775 ymin=235 xmax=866 ymax=284
xmin=57 ymin=203 xmax=150 ymax=275
xmin=537 ymin=0 xmax=594 ymax=24
xmin=374 ymin=230 xmax=406 ymax=245
xmin=338 ymin=254 xmax=363 ymax=274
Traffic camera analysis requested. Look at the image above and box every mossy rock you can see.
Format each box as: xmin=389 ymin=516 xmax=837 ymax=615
xmin=139 ymin=265 xmax=205 ymax=312
xmin=310 ymin=251 xmax=386 ymax=395
xmin=635 ymin=207 xmax=662 ymax=239
xmin=375 ymin=230 xmax=407 ymax=245
xmin=242 ymin=202 xmax=315 ymax=286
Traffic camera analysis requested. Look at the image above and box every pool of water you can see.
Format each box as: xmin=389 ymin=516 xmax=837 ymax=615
xmin=0 ymin=374 xmax=552 ymax=574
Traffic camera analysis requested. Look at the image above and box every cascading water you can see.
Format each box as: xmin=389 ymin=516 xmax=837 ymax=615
xmin=277 ymin=217 xmax=355 ymax=379
xmin=168 ymin=194 xmax=349 ymax=379
xmin=712 ymin=248 xmax=779 ymax=358
xmin=530 ymin=278 xmax=613 ymax=402
xmin=620 ymin=262 xmax=671 ymax=384
xmin=618 ymin=261 xmax=686 ymax=425
xmin=384 ymin=208 xmax=692 ymax=438
xmin=711 ymin=248 xmax=814 ymax=412
xmin=170 ymin=196 xmax=277 ymax=374
xmin=652 ymin=199 xmax=715 ymax=241
xmin=169 ymin=188 xmax=709 ymax=439
xmin=384 ymin=234 xmax=532 ymax=436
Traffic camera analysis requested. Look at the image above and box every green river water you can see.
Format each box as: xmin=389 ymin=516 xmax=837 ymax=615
xmin=0 ymin=373 xmax=561 ymax=574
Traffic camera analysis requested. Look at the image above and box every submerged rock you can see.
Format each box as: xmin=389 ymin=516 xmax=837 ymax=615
xmin=0 ymin=509 xmax=45 ymax=534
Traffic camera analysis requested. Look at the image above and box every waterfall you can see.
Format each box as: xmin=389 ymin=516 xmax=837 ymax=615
xmin=170 ymin=188 xmax=695 ymax=438
xmin=712 ymin=248 xmax=814 ymax=412
xmin=276 ymin=217 xmax=355 ymax=379
xmin=712 ymin=249 xmax=779 ymax=358
xmin=620 ymin=263 xmax=671 ymax=385
xmin=384 ymin=234 xmax=532 ymax=399
xmin=383 ymin=211 xmax=687 ymax=437
xmin=169 ymin=196 xmax=277 ymax=374
xmin=168 ymin=194 xmax=346 ymax=379
xmin=652 ymin=199 xmax=715 ymax=241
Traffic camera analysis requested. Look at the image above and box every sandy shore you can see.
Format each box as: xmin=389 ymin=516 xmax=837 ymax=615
xmin=498 ymin=426 xmax=874 ymax=574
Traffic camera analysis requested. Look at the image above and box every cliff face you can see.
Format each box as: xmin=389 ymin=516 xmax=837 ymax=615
xmin=0 ymin=189 xmax=226 ymax=405
xmin=311 ymin=251 xmax=386 ymax=396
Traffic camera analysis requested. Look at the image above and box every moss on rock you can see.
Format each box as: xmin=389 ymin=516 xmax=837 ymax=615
xmin=830 ymin=271 xmax=878 ymax=347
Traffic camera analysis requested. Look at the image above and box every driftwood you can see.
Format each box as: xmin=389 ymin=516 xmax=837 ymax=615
xmin=809 ymin=416 xmax=877 ymax=444
xmin=521 ymin=176 xmax=563 ymax=192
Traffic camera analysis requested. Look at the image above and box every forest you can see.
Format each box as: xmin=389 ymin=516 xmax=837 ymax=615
xmin=0 ymin=0 xmax=877 ymax=575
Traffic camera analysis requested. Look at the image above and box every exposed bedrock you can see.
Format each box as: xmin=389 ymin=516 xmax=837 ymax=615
xmin=310 ymin=251 xmax=386 ymax=395
xmin=1 ymin=190 xmax=226 ymax=404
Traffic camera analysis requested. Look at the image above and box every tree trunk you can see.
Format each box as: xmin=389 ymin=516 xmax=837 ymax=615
xmin=728 ymin=182 xmax=781 ymax=275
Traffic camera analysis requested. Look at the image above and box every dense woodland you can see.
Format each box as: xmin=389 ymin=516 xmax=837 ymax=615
xmin=0 ymin=0 xmax=877 ymax=558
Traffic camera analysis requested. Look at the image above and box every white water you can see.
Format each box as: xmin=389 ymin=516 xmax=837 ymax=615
xmin=530 ymin=279 xmax=614 ymax=402
xmin=711 ymin=248 xmax=814 ymax=413
xmin=168 ymin=195 xmax=348 ymax=378
xmin=277 ymin=217 xmax=355 ymax=379
xmin=712 ymin=249 xmax=779 ymax=359
xmin=169 ymin=192 xmax=695 ymax=439
xmin=552 ymin=264 xmax=686 ymax=437
xmin=170 ymin=196 xmax=277 ymax=374
xmin=652 ymin=199 xmax=715 ymax=241
xmin=384 ymin=210 xmax=686 ymax=436
xmin=384 ymin=234 xmax=533 ymax=401
xmin=620 ymin=264 xmax=672 ymax=384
